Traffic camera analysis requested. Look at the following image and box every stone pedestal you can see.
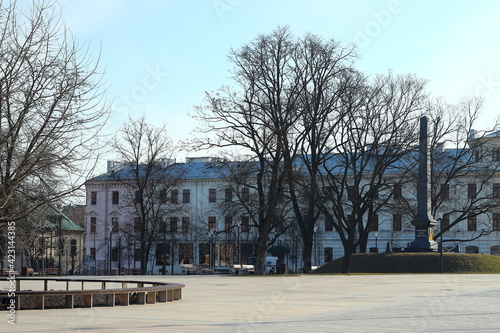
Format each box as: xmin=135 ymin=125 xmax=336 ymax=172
xmin=406 ymin=116 xmax=438 ymax=253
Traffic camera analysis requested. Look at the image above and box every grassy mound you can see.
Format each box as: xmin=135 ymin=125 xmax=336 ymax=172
xmin=311 ymin=252 xmax=500 ymax=274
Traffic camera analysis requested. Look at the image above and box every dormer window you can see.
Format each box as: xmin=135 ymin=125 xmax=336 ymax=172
xmin=493 ymin=148 xmax=500 ymax=161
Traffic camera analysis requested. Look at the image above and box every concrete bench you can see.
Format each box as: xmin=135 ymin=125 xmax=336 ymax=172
xmin=0 ymin=277 xmax=184 ymax=310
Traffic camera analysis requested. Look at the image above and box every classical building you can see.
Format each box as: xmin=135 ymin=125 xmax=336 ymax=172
xmin=1 ymin=203 xmax=85 ymax=276
xmin=84 ymin=133 xmax=500 ymax=274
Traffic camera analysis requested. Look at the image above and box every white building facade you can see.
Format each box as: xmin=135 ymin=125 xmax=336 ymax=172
xmin=84 ymin=135 xmax=500 ymax=274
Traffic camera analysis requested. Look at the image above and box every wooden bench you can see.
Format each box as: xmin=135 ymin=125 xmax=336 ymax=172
xmin=45 ymin=268 xmax=58 ymax=275
xmin=123 ymin=268 xmax=141 ymax=275
xmin=230 ymin=264 xmax=254 ymax=275
xmin=241 ymin=264 xmax=255 ymax=274
xmin=198 ymin=265 xmax=214 ymax=275
xmin=26 ymin=268 xmax=39 ymax=276
xmin=1 ymin=269 xmax=18 ymax=277
xmin=179 ymin=264 xmax=198 ymax=274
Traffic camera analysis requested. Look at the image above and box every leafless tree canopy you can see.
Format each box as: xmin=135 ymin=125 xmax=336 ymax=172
xmin=193 ymin=26 xmax=499 ymax=274
xmin=0 ymin=0 xmax=110 ymax=223
xmin=112 ymin=115 xmax=180 ymax=274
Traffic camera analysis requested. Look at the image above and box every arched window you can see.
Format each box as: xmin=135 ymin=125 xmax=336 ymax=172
xmin=465 ymin=245 xmax=478 ymax=254
xmin=490 ymin=245 xmax=500 ymax=255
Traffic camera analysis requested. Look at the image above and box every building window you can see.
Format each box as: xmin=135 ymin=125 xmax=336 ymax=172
xmin=160 ymin=190 xmax=167 ymax=204
xmin=324 ymin=247 xmax=333 ymax=262
xmin=225 ymin=188 xmax=233 ymax=202
xmin=468 ymin=184 xmax=477 ymax=200
xmin=440 ymin=184 xmax=449 ymax=200
xmin=493 ymin=148 xmax=500 ymax=161
xmin=225 ymin=216 xmax=232 ymax=232
xmin=347 ymin=186 xmax=355 ymax=200
xmin=242 ymin=187 xmax=249 ymax=202
xmin=90 ymin=192 xmax=97 ymax=205
xmin=494 ymin=184 xmax=500 ymax=198
xmin=111 ymin=248 xmax=119 ymax=262
xmin=160 ymin=219 xmax=167 ymax=233
xmin=393 ymin=214 xmax=402 ymax=231
xmin=183 ymin=189 xmax=190 ymax=203
xmin=490 ymin=245 xmax=500 ymax=255
xmin=241 ymin=216 xmax=249 ymax=232
xmin=170 ymin=217 xmax=178 ymax=233
xmin=325 ymin=215 xmax=333 ymax=232
xmin=171 ymin=190 xmax=179 ymax=204
xmin=493 ymin=213 xmax=500 ymax=231
xmin=70 ymin=239 xmax=77 ymax=257
xmin=474 ymin=149 xmax=481 ymax=162
xmin=135 ymin=191 xmax=141 ymax=203
xmin=370 ymin=214 xmax=379 ymax=231
xmin=112 ymin=191 xmax=119 ymax=205
xmin=134 ymin=217 xmax=141 ymax=233
xmin=156 ymin=243 xmax=170 ymax=265
xmin=466 ymin=245 xmax=479 ymax=254
xmin=393 ymin=184 xmax=402 ymax=200
xmin=467 ymin=215 xmax=477 ymax=231
xmin=442 ymin=214 xmax=450 ymax=230
xmin=90 ymin=247 xmax=96 ymax=259
xmin=112 ymin=217 xmax=119 ymax=233
xmin=90 ymin=217 xmax=97 ymax=233
xmin=182 ymin=217 xmax=190 ymax=233
xmin=208 ymin=216 xmax=216 ymax=231
xmin=134 ymin=248 xmax=141 ymax=262
xmin=209 ymin=189 xmax=217 ymax=203
xmin=179 ymin=243 xmax=194 ymax=264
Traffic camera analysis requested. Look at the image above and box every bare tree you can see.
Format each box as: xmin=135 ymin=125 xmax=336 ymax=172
xmin=281 ymin=33 xmax=356 ymax=272
xmin=402 ymin=98 xmax=500 ymax=243
xmin=0 ymin=0 xmax=109 ymax=224
xmin=192 ymin=27 xmax=300 ymax=274
xmin=318 ymin=73 xmax=427 ymax=273
xmin=112 ymin=115 xmax=181 ymax=274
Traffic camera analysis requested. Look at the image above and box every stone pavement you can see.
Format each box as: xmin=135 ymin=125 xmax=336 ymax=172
xmin=2 ymin=274 xmax=500 ymax=332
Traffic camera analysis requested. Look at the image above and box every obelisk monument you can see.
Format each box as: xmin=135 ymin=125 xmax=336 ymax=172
xmin=407 ymin=116 xmax=438 ymax=252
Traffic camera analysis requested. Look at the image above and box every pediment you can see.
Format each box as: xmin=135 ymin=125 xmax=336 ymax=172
xmin=109 ymin=210 xmax=122 ymax=216
xmin=86 ymin=210 xmax=99 ymax=216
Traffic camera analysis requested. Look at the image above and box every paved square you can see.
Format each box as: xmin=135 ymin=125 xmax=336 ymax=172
xmin=2 ymin=274 xmax=500 ymax=332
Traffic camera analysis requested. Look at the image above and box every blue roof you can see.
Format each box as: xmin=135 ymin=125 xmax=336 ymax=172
xmin=90 ymin=161 xmax=236 ymax=181
xmin=89 ymin=146 xmax=490 ymax=183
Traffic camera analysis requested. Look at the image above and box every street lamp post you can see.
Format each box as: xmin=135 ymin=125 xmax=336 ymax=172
xmin=109 ymin=229 xmax=113 ymax=275
xmin=374 ymin=231 xmax=379 ymax=253
xmin=208 ymin=229 xmax=215 ymax=270
xmin=71 ymin=237 xmax=75 ymax=275
xmin=162 ymin=224 xmax=167 ymax=275
xmin=58 ymin=216 xmax=62 ymax=276
xmin=235 ymin=221 xmax=241 ymax=265
xmin=313 ymin=225 xmax=318 ymax=266
xmin=440 ymin=217 xmax=444 ymax=274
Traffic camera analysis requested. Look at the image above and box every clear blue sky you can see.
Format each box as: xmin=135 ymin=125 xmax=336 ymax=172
xmin=35 ymin=1 xmax=500 ymax=160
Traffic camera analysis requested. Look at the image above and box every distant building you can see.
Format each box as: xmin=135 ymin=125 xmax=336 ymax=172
xmin=1 ymin=203 xmax=85 ymax=276
xmin=84 ymin=133 xmax=500 ymax=274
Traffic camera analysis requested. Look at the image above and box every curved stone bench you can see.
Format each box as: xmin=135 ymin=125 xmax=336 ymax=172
xmin=0 ymin=277 xmax=185 ymax=310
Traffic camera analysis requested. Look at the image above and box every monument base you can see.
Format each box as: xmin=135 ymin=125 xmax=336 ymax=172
xmin=406 ymin=239 xmax=438 ymax=252
xmin=405 ymin=226 xmax=438 ymax=252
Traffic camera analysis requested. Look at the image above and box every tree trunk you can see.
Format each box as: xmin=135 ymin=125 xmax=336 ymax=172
xmin=359 ymin=233 xmax=368 ymax=253
xmin=301 ymin=234 xmax=313 ymax=273
xmin=254 ymin=233 xmax=268 ymax=274
xmin=341 ymin=243 xmax=355 ymax=274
